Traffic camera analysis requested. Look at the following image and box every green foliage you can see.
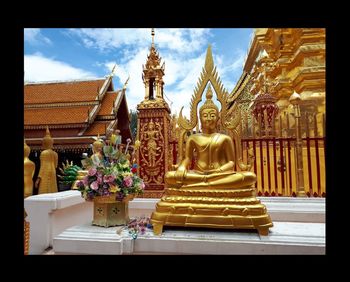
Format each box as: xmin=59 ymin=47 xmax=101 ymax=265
xmin=130 ymin=110 xmax=138 ymax=141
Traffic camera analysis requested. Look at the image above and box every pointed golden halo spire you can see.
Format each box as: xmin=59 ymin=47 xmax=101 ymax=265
xmin=205 ymin=44 xmax=214 ymax=73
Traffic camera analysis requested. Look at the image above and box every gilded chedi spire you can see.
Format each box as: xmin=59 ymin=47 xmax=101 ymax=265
xmin=138 ymin=28 xmax=168 ymax=108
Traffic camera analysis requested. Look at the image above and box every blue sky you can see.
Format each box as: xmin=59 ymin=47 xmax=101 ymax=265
xmin=24 ymin=28 xmax=253 ymax=117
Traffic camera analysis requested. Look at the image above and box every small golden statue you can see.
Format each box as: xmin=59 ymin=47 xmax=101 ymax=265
xmin=35 ymin=126 xmax=58 ymax=194
xmin=24 ymin=141 xmax=35 ymax=198
xmin=143 ymin=119 xmax=160 ymax=167
xmin=91 ymin=134 xmax=104 ymax=166
xmin=151 ymin=45 xmax=273 ymax=236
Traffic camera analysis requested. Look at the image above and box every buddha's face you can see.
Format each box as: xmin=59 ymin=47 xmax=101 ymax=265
xmin=24 ymin=145 xmax=30 ymax=158
xmin=43 ymin=138 xmax=53 ymax=149
xmin=93 ymin=143 xmax=103 ymax=153
xmin=200 ymin=108 xmax=218 ymax=131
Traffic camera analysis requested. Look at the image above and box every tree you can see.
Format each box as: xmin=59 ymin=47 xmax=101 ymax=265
xmin=130 ymin=110 xmax=138 ymax=141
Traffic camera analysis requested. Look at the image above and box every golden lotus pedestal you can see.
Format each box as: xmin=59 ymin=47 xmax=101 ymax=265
xmin=151 ymin=186 xmax=273 ymax=236
xmin=92 ymin=194 xmax=134 ymax=227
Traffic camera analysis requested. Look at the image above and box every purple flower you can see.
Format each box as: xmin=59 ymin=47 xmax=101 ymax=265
xmin=77 ymin=180 xmax=85 ymax=188
xmin=97 ymin=176 xmax=103 ymax=184
xmin=116 ymin=192 xmax=124 ymax=201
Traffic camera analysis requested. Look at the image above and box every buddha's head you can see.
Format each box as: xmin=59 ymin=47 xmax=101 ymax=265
xmin=149 ymin=119 xmax=155 ymax=130
xmin=42 ymin=126 xmax=54 ymax=149
xmin=199 ymin=86 xmax=219 ymax=132
xmin=24 ymin=141 xmax=30 ymax=158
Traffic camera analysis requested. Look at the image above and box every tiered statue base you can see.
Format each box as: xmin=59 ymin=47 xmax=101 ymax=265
xmin=151 ymin=186 xmax=273 ymax=236
xmin=92 ymin=194 xmax=134 ymax=227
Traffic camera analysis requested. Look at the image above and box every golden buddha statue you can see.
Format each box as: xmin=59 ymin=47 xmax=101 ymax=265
xmin=151 ymin=45 xmax=273 ymax=236
xmin=35 ymin=126 xmax=58 ymax=194
xmin=91 ymin=135 xmax=104 ymax=166
xmin=73 ymin=135 xmax=105 ymax=189
xmin=24 ymin=141 xmax=35 ymax=198
xmin=165 ymin=88 xmax=256 ymax=189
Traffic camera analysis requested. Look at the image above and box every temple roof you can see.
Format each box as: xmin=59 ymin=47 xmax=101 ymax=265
xmin=24 ymin=79 xmax=106 ymax=104
xmin=24 ymin=106 xmax=92 ymax=125
xmin=98 ymin=91 xmax=120 ymax=115
xmin=24 ymin=76 xmax=132 ymax=148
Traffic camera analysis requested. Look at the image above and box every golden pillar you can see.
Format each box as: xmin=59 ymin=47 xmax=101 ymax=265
xmin=289 ymin=91 xmax=307 ymax=197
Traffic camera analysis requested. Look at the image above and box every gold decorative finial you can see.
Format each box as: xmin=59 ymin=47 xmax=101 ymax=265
xmin=123 ymin=75 xmax=130 ymax=90
xmin=45 ymin=126 xmax=51 ymax=137
xmin=111 ymin=64 xmax=117 ymax=77
xmin=200 ymin=85 xmax=218 ymax=114
xmin=206 ymin=85 xmax=213 ymax=100
xmin=151 ymin=28 xmax=155 ymax=47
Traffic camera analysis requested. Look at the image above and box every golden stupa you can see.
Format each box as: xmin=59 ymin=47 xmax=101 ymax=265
xmin=151 ymin=45 xmax=273 ymax=236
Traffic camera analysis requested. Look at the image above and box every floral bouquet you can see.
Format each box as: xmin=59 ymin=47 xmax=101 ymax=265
xmin=74 ymin=136 xmax=144 ymax=202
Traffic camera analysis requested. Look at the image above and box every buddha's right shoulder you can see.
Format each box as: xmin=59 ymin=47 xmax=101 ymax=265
xmin=187 ymin=134 xmax=198 ymax=142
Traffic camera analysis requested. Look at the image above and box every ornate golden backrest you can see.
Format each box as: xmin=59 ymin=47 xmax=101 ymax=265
xmin=176 ymin=45 xmax=253 ymax=171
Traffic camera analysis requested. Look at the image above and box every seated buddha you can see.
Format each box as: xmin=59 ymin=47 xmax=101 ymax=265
xmin=151 ymin=86 xmax=273 ymax=236
xmin=165 ymin=88 xmax=256 ymax=190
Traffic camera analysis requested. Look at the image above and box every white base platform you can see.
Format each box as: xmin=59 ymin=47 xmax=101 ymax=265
xmin=53 ymin=221 xmax=325 ymax=255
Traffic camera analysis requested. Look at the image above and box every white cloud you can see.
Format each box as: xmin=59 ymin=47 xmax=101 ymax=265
xmin=101 ymin=45 xmax=242 ymax=121
xmin=24 ymin=53 xmax=96 ymax=82
xmin=71 ymin=28 xmax=246 ymax=122
xmin=24 ymin=28 xmax=52 ymax=45
xmin=68 ymin=28 xmax=211 ymax=54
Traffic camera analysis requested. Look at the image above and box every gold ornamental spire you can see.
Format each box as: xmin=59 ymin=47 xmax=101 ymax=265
xmin=151 ymin=28 xmax=155 ymax=48
xmin=44 ymin=125 xmax=52 ymax=139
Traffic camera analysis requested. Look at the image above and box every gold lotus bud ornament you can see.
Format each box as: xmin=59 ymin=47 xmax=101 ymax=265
xmin=110 ymin=134 xmax=117 ymax=145
xmin=134 ymin=140 xmax=141 ymax=150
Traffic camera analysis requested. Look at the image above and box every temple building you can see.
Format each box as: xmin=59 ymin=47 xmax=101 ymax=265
xmin=24 ymin=73 xmax=132 ymax=166
xmin=226 ymin=28 xmax=326 ymax=197
xmin=228 ymin=28 xmax=325 ymax=137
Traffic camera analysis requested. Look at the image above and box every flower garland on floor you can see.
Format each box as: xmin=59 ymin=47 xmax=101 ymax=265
xmin=119 ymin=216 xmax=152 ymax=239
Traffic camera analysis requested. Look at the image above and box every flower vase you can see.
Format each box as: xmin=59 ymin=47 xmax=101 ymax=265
xmin=92 ymin=194 xmax=135 ymax=227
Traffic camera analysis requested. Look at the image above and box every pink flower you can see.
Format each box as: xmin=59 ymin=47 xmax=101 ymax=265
xmin=103 ymin=175 xmax=115 ymax=183
xmin=123 ymin=176 xmax=133 ymax=187
xmin=88 ymin=168 xmax=97 ymax=176
xmin=90 ymin=181 xmax=99 ymax=190
xmin=141 ymin=181 xmax=145 ymax=190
